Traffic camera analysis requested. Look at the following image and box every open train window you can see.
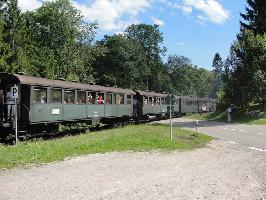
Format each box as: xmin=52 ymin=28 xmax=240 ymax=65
xmin=77 ymin=91 xmax=86 ymax=104
xmin=88 ymin=92 xmax=96 ymax=104
xmin=116 ymin=94 xmax=124 ymax=104
xmin=51 ymin=89 xmax=62 ymax=103
xmin=64 ymin=90 xmax=75 ymax=104
xmin=97 ymin=92 xmax=105 ymax=104
xmin=106 ymin=93 xmax=113 ymax=104
xmin=33 ymin=87 xmax=47 ymax=104
xmin=161 ymin=98 xmax=165 ymax=105
xmin=126 ymin=95 xmax=131 ymax=104
xmin=149 ymin=97 xmax=153 ymax=105
xmin=144 ymin=96 xmax=148 ymax=105
xmin=156 ymin=97 xmax=160 ymax=105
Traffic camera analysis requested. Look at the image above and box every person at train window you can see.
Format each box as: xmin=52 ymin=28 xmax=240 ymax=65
xmin=144 ymin=97 xmax=148 ymax=106
xmin=6 ymin=87 xmax=14 ymax=120
xmin=97 ymin=95 xmax=104 ymax=104
xmin=41 ymin=94 xmax=46 ymax=104
xmin=88 ymin=93 xmax=93 ymax=104
xmin=0 ymin=89 xmax=4 ymax=121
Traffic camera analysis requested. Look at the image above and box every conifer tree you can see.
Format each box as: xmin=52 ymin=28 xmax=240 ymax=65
xmin=240 ymin=0 xmax=266 ymax=34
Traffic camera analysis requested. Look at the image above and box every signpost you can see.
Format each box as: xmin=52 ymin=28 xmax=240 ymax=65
xmin=11 ymin=86 xmax=18 ymax=144
xmin=169 ymin=95 xmax=173 ymax=141
xmin=166 ymin=94 xmax=175 ymax=141
xmin=195 ymin=120 xmax=199 ymax=133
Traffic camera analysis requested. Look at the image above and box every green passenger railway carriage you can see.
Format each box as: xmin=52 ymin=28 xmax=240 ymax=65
xmin=0 ymin=72 xmax=217 ymax=140
xmin=0 ymin=73 xmax=135 ymax=137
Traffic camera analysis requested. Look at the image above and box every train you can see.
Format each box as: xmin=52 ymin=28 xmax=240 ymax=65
xmin=0 ymin=72 xmax=216 ymax=139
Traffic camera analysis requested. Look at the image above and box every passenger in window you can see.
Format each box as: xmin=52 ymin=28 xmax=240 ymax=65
xmin=41 ymin=95 xmax=46 ymax=104
xmin=88 ymin=93 xmax=93 ymax=104
xmin=119 ymin=95 xmax=123 ymax=104
xmin=144 ymin=98 xmax=148 ymax=106
xmin=97 ymin=95 xmax=103 ymax=104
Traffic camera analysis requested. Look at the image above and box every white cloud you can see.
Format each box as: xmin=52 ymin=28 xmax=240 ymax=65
xmin=151 ymin=16 xmax=165 ymax=26
xmin=72 ymin=0 xmax=151 ymax=31
xmin=197 ymin=14 xmax=208 ymax=21
xmin=163 ymin=0 xmax=229 ymax=24
xmin=167 ymin=2 xmax=181 ymax=9
xmin=18 ymin=0 xmax=42 ymax=11
xmin=177 ymin=42 xmax=186 ymax=46
xmin=17 ymin=0 xmax=151 ymax=32
xmin=182 ymin=6 xmax=192 ymax=15
xmin=183 ymin=0 xmax=230 ymax=24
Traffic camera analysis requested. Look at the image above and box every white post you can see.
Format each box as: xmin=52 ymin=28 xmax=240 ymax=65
xmin=227 ymin=108 xmax=232 ymax=123
xmin=195 ymin=120 xmax=199 ymax=133
xmin=170 ymin=95 xmax=173 ymax=141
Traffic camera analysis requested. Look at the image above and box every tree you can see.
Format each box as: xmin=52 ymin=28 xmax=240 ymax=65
xmin=165 ymin=55 xmax=213 ymax=97
xmin=93 ymin=34 xmax=150 ymax=89
xmin=223 ymin=30 xmax=266 ymax=110
xmin=221 ymin=0 xmax=266 ymax=110
xmin=212 ymin=53 xmax=223 ymax=76
xmin=0 ymin=0 xmax=20 ymax=72
xmin=17 ymin=0 xmax=97 ymax=82
xmin=124 ymin=24 xmax=167 ymax=91
xmin=240 ymin=0 xmax=266 ymax=35
xmin=125 ymin=24 xmax=166 ymax=60
xmin=210 ymin=53 xmax=223 ymax=98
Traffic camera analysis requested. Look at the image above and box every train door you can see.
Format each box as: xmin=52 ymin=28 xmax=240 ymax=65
xmin=0 ymin=82 xmax=5 ymax=123
xmin=133 ymin=93 xmax=142 ymax=118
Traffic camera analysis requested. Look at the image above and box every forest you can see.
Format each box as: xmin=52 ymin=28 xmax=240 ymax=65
xmin=0 ymin=0 xmax=265 ymax=111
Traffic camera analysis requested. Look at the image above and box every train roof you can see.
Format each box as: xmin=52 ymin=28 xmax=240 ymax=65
xmin=0 ymin=73 xmax=135 ymax=95
xmin=175 ymin=95 xmax=217 ymax=101
xmin=135 ymin=90 xmax=168 ymax=98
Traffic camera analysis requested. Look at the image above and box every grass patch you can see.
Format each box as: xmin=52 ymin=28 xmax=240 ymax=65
xmin=0 ymin=124 xmax=211 ymax=170
xmin=185 ymin=111 xmax=266 ymax=125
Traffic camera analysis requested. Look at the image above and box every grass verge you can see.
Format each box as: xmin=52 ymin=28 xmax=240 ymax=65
xmin=185 ymin=112 xmax=266 ymax=125
xmin=0 ymin=124 xmax=211 ymax=170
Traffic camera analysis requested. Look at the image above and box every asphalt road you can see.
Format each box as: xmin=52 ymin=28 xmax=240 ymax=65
xmin=158 ymin=118 xmax=266 ymax=151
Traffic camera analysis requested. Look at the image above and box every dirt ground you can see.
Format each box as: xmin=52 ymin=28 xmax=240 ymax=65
xmin=0 ymin=140 xmax=265 ymax=200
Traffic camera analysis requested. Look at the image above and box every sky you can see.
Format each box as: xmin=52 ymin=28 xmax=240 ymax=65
xmin=18 ymin=0 xmax=247 ymax=69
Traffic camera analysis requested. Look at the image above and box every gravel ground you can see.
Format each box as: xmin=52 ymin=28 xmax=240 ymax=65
xmin=0 ymin=140 xmax=265 ymax=200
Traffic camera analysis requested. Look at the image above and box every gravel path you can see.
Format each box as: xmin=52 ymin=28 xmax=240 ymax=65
xmin=0 ymin=140 xmax=265 ymax=200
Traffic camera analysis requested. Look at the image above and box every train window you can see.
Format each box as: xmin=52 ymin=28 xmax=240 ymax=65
xmin=51 ymin=89 xmax=62 ymax=103
xmin=144 ymin=96 xmax=148 ymax=105
xmin=77 ymin=91 xmax=86 ymax=104
xmin=97 ymin=93 xmax=105 ymax=104
xmin=64 ymin=90 xmax=75 ymax=104
xmin=87 ymin=92 xmax=96 ymax=104
xmin=116 ymin=94 xmax=124 ymax=104
xmin=33 ymin=87 xmax=47 ymax=104
xmin=106 ymin=93 xmax=112 ymax=104
xmin=156 ymin=97 xmax=160 ymax=105
xmin=161 ymin=98 xmax=165 ymax=105
xmin=126 ymin=95 xmax=131 ymax=104
xmin=149 ymin=97 xmax=153 ymax=105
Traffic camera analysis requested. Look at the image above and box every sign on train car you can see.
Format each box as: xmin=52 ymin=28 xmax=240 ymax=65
xmin=11 ymin=86 xmax=18 ymax=99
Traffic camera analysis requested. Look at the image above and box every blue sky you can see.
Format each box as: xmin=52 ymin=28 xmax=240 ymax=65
xmin=18 ymin=0 xmax=247 ymax=69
